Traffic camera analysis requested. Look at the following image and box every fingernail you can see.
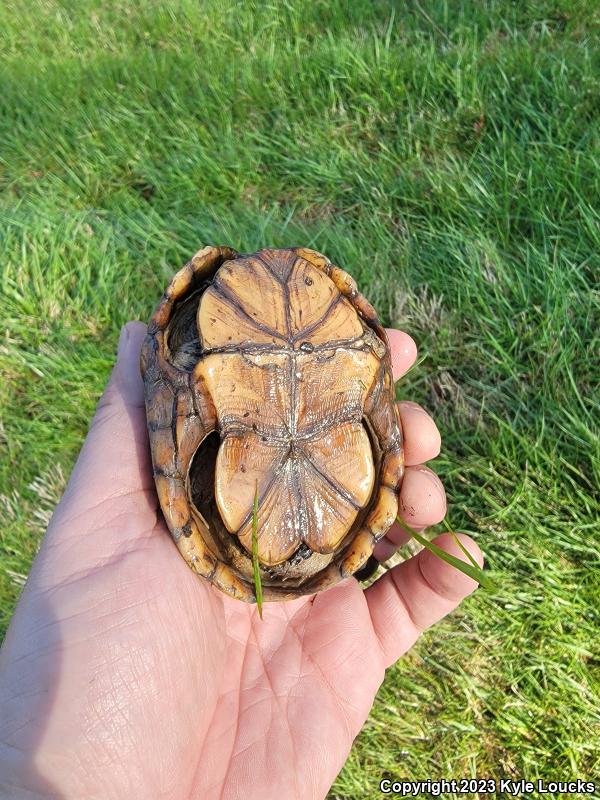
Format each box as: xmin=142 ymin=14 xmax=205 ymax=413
xmin=115 ymin=323 xmax=146 ymax=405
xmin=414 ymin=466 xmax=447 ymax=503
xmin=400 ymin=400 xmax=429 ymax=414
xmin=117 ymin=324 xmax=132 ymax=362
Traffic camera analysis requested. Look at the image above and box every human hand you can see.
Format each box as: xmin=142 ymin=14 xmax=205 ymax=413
xmin=0 ymin=322 xmax=483 ymax=800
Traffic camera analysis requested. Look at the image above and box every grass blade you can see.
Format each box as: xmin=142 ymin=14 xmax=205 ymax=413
xmin=442 ymin=515 xmax=483 ymax=571
xmin=395 ymin=517 xmax=494 ymax=590
xmin=252 ymin=480 xmax=263 ymax=619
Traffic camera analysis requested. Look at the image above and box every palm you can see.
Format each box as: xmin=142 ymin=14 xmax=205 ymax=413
xmin=106 ymin=512 xmax=384 ymax=799
xmin=197 ymin=577 xmax=382 ymax=800
xmin=0 ymin=323 xmax=482 ymax=800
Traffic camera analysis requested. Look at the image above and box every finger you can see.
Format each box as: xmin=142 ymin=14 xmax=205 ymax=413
xmin=51 ymin=322 xmax=153 ymax=533
xmin=372 ymin=524 xmax=421 ymax=561
xmin=372 ymin=465 xmax=445 ymax=561
xmin=385 ymin=329 xmax=417 ymax=381
xmin=113 ymin=321 xmax=147 ymax=410
xmin=365 ymin=533 xmax=484 ymax=667
xmin=398 ymin=401 xmax=441 ymax=466
xmin=398 ymin=465 xmax=446 ymax=528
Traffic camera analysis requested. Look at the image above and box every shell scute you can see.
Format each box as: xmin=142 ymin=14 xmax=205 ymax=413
xmin=213 ymin=257 xmax=288 ymax=340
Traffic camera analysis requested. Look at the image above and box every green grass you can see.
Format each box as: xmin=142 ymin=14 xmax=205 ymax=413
xmin=1 ymin=0 xmax=599 ymax=796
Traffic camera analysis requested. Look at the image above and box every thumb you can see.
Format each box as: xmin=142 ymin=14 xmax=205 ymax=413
xmin=114 ymin=320 xmax=148 ymax=410
xmin=48 ymin=321 xmax=154 ymax=539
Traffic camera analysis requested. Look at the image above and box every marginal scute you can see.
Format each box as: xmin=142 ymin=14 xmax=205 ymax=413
xmin=169 ymin=263 xmax=194 ymax=300
xmin=340 ymin=529 xmax=375 ymax=578
xmin=154 ymin=473 xmax=188 ymax=530
xmin=153 ymin=296 xmax=173 ymax=329
xmin=381 ymin=444 xmax=404 ymax=490
xmin=366 ymin=485 xmax=398 ymax=539
xmin=212 ymin=562 xmax=254 ymax=601
xmin=151 ymin=427 xmax=177 ymax=473
xmin=177 ymin=519 xmax=218 ymax=575
xmin=145 ymin=382 xmax=176 ymax=429
xmin=329 ymin=265 xmax=358 ymax=297
xmin=293 ymin=247 xmax=330 ymax=270
xmin=175 ymin=392 xmax=204 ymax=465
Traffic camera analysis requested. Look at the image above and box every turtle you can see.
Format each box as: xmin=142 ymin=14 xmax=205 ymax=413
xmin=140 ymin=246 xmax=404 ymax=602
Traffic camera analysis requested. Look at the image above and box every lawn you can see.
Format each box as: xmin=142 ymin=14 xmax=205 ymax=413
xmin=0 ymin=0 xmax=599 ymax=797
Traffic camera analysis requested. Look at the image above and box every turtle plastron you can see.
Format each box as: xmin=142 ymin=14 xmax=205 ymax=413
xmin=141 ymin=246 xmax=404 ymax=602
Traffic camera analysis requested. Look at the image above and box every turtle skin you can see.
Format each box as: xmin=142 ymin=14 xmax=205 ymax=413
xmin=140 ymin=246 xmax=404 ymax=602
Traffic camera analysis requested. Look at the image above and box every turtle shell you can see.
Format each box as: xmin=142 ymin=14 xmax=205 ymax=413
xmin=141 ymin=246 xmax=404 ymax=602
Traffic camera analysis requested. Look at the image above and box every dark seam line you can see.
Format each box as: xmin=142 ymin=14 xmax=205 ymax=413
xmin=283 ymin=279 xmax=292 ymax=340
xmin=189 ymin=373 xmax=202 ymax=420
xmin=255 ymin=252 xmax=287 ymax=285
xmin=148 ymin=421 xmax=171 ymax=432
xmin=309 ymin=334 xmax=366 ymax=352
xmin=206 ymin=564 xmax=218 ymax=581
xmin=153 ymin=466 xmax=183 ymax=480
xmin=211 ymin=279 xmax=287 ymax=342
xmin=260 ymin=251 xmax=297 ymax=283
xmin=291 ymin=294 xmax=343 ymax=343
xmin=295 ymin=413 xmax=363 ymax=443
xmin=283 ymin=253 xmax=299 ymax=282
xmin=234 ymin=450 xmax=288 ymax=533
xmin=201 ymin=336 xmax=365 ymax=355
xmin=289 ymin=455 xmax=307 ymax=542
xmin=288 ymin=350 xmax=297 ymax=436
xmin=171 ymin=392 xmax=179 ymax=460
xmin=221 ymin=424 xmax=289 ymax=440
xmin=298 ymin=450 xmax=362 ymax=511
xmin=202 ymin=342 xmax=287 ymax=355
xmin=222 ymin=411 xmax=361 ymax=444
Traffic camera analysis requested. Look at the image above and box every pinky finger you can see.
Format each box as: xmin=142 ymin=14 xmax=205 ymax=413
xmin=365 ymin=533 xmax=483 ymax=668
